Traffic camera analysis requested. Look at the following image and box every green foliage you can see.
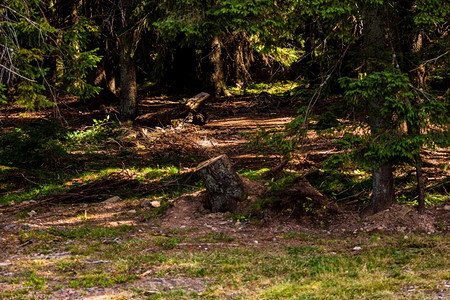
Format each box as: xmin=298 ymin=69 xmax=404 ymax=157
xmin=0 ymin=2 xmax=101 ymax=108
xmin=250 ymin=127 xmax=298 ymax=159
xmin=66 ymin=116 xmax=125 ymax=151
xmin=267 ymin=171 xmax=300 ymax=192
xmin=153 ymin=0 xmax=277 ymax=50
xmin=0 ymin=120 xmax=68 ymax=169
xmin=340 ymin=70 xmax=449 ymax=166
xmin=58 ymin=18 xmax=102 ymax=100
xmin=229 ymin=81 xmax=299 ymax=96
xmin=0 ymin=84 xmax=6 ymax=105
xmin=306 ymin=170 xmax=371 ymax=202
xmin=314 ymin=111 xmax=341 ymax=130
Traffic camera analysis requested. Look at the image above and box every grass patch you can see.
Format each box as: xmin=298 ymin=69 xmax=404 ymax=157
xmin=154 ymin=237 xmax=181 ymax=250
xmin=1 ymin=233 xmax=448 ymax=298
xmin=237 ymin=168 xmax=269 ymax=180
xmin=48 ymin=224 xmax=132 ymax=240
xmin=196 ymin=232 xmax=235 ymax=243
xmin=229 ymin=80 xmax=299 ymax=96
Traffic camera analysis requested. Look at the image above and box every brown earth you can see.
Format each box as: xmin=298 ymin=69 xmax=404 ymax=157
xmin=1 ymin=94 xmax=449 ymax=239
xmin=0 ymin=94 xmax=449 ymax=298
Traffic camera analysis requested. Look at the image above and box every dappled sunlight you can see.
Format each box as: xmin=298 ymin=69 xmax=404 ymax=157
xmin=207 ymin=116 xmax=294 ymax=131
xmin=37 ymin=209 xmax=139 ymax=229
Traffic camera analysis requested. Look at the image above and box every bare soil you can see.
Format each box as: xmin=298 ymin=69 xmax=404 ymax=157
xmin=1 ymin=94 xmax=449 ymax=237
xmin=0 ymin=94 xmax=449 ymax=298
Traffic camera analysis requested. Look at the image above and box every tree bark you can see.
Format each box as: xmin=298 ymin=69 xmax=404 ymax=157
xmin=416 ymin=161 xmax=425 ymax=213
xmin=368 ymin=162 xmax=394 ymax=214
xmin=209 ymin=37 xmax=230 ymax=98
xmin=232 ymin=32 xmax=252 ymax=88
xmin=119 ymin=34 xmax=137 ymax=121
xmin=362 ymin=5 xmax=395 ymax=215
xmin=197 ymin=155 xmax=246 ymax=213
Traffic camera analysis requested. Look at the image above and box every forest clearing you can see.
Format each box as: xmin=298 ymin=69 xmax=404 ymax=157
xmin=1 ymin=93 xmax=449 ymax=299
xmin=1 ymin=0 xmax=449 ymax=299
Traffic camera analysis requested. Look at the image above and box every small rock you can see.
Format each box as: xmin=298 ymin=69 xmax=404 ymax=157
xmin=254 ymin=240 xmax=258 ymax=244
xmin=352 ymin=246 xmax=362 ymax=251
xmin=443 ymin=205 xmax=450 ymax=211
xmin=404 ymin=235 xmax=408 ymax=239
xmin=140 ymin=199 xmax=152 ymax=208
xmin=144 ymin=291 xmax=158 ymax=296
xmin=141 ymin=199 xmax=161 ymax=208
xmin=4 ymin=224 xmax=18 ymax=229
xmin=150 ymin=200 xmax=161 ymax=208
xmin=127 ymin=209 xmax=137 ymax=214
xmin=90 ymin=260 xmax=111 ymax=264
xmin=103 ymin=196 xmax=121 ymax=203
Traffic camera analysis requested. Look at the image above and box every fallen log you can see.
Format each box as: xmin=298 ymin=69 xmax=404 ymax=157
xmin=197 ymin=154 xmax=247 ymax=212
xmin=135 ymin=92 xmax=210 ymax=127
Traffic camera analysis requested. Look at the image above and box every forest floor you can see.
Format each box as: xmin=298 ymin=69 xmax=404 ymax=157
xmin=0 ymin=92 xmax=449 ymax=299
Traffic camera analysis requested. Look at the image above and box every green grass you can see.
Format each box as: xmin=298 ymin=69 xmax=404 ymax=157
xmin=2 ymin=231 xmax=448 ymax=299
xmin=0 ymin=164 xmax=195 ymax=205
xmin=229 ymin=80 xmax=300 ymax=96
xmin=48 ymin=224 xmax=132 ymax=240
xmin=237 ymin=168 xmax=269 ymax=180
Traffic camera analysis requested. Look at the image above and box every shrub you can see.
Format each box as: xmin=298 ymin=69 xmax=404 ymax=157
xmin=0 ymin=120 xmax=68 ymax=169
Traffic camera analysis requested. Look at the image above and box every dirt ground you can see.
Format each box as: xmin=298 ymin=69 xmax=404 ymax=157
xmin=0 ymin=94 xmax=449 ymax=299
xmin=1 ymin=93 xmax=450 ymax=237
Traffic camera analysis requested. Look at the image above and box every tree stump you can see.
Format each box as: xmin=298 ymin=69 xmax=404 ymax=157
xmin=197 ymin=154 xmax=246 ymax=212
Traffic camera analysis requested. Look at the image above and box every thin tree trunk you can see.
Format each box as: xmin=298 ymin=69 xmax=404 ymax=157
xmin=369 ymin=162 xmax=394 ymax=213
xmin=209 ymin=37 xmax=230 ymax=98
xmin=416 ymin=160 xmax=425 ymax=213
xmin=233 ymin=32 xmax=251 ymax=89
xmin=119 ymin=35 xmax=137 ymax=121
xmin=411 ymin=32 xmax=426 ymax=214
xmin=362 ymin=5 xmax=395 ymax=215
xmin=106 ymin=65 xmax=116 ymax=94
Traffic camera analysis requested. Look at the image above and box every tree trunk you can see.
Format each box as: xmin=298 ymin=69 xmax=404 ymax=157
xmin=119 ymin=35 xmax=137 ymax=121
xmin=105 ymin=55 xmax=116 ymax=94
xmin=197 ymin=155 xmax=246 ymax=213
xmin=411 ymin=32 xmax=426 ymax=214
xmin=368 ymin=162 xmax=394 ymax=214
xmin=209 ymin=37 xmax=230 ymax=98
xmin=233 ymin=32 xmax=252 ymax=88
xmin=416 ymin=161 xmax=425 ymax=214
xmin=362 ymin=5 xmax=395 ymax=215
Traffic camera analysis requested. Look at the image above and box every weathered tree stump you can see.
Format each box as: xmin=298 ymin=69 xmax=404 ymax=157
xmin=197 ymin=154 xmax=246 ymax=212
xmin=135 ymin=92 xmax=210 ymax=127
